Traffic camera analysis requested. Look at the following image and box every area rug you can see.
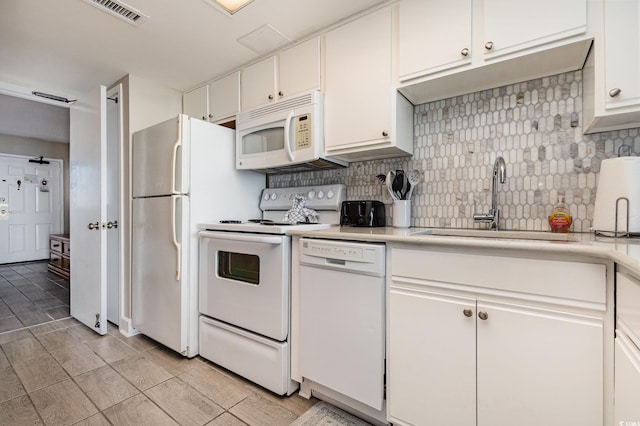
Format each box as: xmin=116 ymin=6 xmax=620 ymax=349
xmin=290 ymin=401 xmax=372 ymax=425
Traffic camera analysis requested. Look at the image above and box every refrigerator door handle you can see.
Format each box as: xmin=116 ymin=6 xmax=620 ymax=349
xmin=172 ymin=195 xmax=182 ymax=281
xmin=284 ymin=110 xmax=295 ymax=162
xmin=171 ymin=138 xmax=181 ymax=194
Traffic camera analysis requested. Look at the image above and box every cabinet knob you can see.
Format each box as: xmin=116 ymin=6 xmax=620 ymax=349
xmin=382 ymin=130 xmax=389 ymax=137
xmin=609 ymin=88 xmax=622 ymax=97
xmin=460 ymin=48 xmax=470 ymax=57
xmin=484 ymin=41 xmax=494 ymax=51
xmin=463 ymin=308 xmax=473 ymax=317
xmin=201 ymin=116 xmax=206 ymax=120
xmin=87 ymin=221 xmax=100 ymax=230
xmin=106 ymin=220 xmax=118 ymax=229
xmin=278 ymin=91 xmax=284 ymax=97
xmin=208 ymin=114 xmax=213 ymax=119
xmin=268 ymin=94 xmax=274 ymax=100
xmin=478 ymin=311 xmax=489 ymax=321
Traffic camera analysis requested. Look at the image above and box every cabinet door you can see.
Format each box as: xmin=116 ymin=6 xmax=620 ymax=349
xmin=278 ymin=37 xmax=320 ymax=98
xmin=324 ymin=7 xmax=392 ymax=150
xmin=483 ymin=0 xmax=587 ymax=60
xmin=209 ymin=72 xmax=239 ymax=123
xmin=183 ymin=85 xmax=209 ymax=121
xmin=241 ymin=57 xmax=276 ymax=110
xmin=398 ymin=0 xmax=472 ymax=81
xmin=388 ymin=286 xmax=476 ymax=426
xmin=604 ymin=0 xmax=640 ymax=109
xmin=615 ymin=335 xmax=640 ymax=425
xmin=476 ymin=300 xmax=603 ymax=426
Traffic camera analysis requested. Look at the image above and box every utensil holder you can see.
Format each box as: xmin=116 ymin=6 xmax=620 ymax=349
xmin=393 ymin=200 xmax=411 ymax=228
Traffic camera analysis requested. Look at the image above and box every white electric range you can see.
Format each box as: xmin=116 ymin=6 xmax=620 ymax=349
xmin=197 ymin=184 xmax=346 ymax=395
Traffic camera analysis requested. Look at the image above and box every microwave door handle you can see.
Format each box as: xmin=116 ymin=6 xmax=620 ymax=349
xmin=284 ymin=111 xmax=295 ymax=162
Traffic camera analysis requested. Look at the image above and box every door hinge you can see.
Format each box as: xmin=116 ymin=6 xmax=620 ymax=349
xmin=95 ymin=313 xmax=101 ymax=329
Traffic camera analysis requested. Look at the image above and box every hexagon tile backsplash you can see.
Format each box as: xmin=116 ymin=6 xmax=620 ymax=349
xmin=268 ymin=69 xmax=640 ymax=232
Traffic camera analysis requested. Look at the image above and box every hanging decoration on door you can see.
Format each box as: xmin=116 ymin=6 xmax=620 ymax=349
xmin=0 ymin=200 xmax=8 ymax=220
xmin=39 ymin=178 xmax=49 ymax=192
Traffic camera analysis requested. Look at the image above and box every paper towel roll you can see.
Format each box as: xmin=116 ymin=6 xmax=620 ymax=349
xmin=593 ymin=157 xmax=640 ymax=234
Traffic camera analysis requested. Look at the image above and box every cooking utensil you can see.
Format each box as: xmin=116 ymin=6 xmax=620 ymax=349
xmin=393 ymin=169 xmax=408 ymax=200
xmin=386 ymin=171 xmax=399 ymax=201
xmin=406 ymin=169 xmax=421 ymax=201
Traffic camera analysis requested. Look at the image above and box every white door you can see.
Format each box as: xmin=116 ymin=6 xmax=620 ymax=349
xmin=106 ymin=84 xmax=122 ymax=325
xmin=0 ymin=155 xmax=63 ymax=263
xmin=69 ymin=86 xmax=108 ymax=335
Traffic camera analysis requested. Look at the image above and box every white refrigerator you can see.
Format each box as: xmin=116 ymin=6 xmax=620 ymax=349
xmin=131 ymin=114 xmax=264 ymax=357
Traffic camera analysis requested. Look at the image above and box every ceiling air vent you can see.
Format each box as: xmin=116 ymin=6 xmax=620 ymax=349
xmin=81 ymin=0 xmax=149 ymax=26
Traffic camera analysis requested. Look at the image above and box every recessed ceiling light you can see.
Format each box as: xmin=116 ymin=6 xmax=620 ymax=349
xmin=208 ymin=0 xmax=255 ymax=15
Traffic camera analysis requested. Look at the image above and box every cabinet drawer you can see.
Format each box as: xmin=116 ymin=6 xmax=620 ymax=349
xmin=50 ymin=239 xmax=63 ymax=253
xmin=391 ymin=248 xmax=606 ymax=304
xmin=62 ymin=241 xmax=70 ymax=255
xmin=49 ymin=252 xmax=63 ymax=268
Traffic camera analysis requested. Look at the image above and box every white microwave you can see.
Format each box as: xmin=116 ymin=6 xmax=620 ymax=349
xmin=236 ymin=90 xmax=346 ymax=173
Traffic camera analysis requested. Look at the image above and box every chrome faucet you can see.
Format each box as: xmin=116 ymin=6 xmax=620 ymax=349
xmin=473 ymin=156 xmax=507 ymax=230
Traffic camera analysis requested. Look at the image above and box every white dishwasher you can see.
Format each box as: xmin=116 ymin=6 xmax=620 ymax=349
xmin=298 ymin=238 xmax=386 ymax=411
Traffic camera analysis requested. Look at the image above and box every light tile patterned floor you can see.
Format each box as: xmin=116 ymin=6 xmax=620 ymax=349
xmin=0 ymin=317 xmax=322 ymax=426
xmin=0 ymin=262 xmax=325 ymax=426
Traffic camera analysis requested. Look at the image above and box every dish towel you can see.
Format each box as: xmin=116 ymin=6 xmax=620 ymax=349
xmin=284 ymin=195 xmax=318 ymax=224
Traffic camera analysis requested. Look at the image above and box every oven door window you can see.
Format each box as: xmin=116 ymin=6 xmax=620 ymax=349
xmin=218 ymin=251 xmax=259 ymax=285
xmin=242 ymin=127 xmax=284 ymax=155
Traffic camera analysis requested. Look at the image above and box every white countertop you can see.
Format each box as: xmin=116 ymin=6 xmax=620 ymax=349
xmin=287 ymin=226 xmax=640 ymax=278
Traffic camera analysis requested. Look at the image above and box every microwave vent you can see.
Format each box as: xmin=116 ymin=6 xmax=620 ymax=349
xmin=238 ymin=91 xmax=319 ymax=122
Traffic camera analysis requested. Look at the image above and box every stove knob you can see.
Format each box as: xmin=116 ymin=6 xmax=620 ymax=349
xmin=327 ymin=190 xmax=334 ymax=199
xmin=307 ymin=190 xmax=316 ymax=200
xmin=263 ymin=192 xmax=270 ymax=201
xmin=318 ymin=191 xmax=325 ymax=199
xmin=270 ymin=193 xmax=277 ymax=201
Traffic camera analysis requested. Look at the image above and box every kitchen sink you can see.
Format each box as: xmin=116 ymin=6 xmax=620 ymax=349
xmin=410 ymin=228 xmax=580 ymax=242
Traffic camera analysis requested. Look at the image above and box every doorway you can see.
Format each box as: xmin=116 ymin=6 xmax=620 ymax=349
xmin=0 ymin=154 xmax=63 ymax=263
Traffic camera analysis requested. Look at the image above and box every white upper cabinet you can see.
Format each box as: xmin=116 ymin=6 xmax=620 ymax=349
xmin=324 ymin=6 xmax=413 ymax=161
xmin=241 ymin=57 xmax=277 ymax=111
xmin=209 ymin=72 xmax=240 ymax=124
xmin=399 ymin=0 xmax=591 ymax=104
xmin=584 ymin=0 xmax=640 ymax=133
xmin=182 ymin=85 xmax=209 ymax=121
xmin=241 ymin=37 xmax=321 ymax=111
xmin=278 ymin=37 xmax=321 ymax=99
xmin=482 ymin=0 xmax=587 ymax=60
xmin=398 ymin=0 xmax=473 ymax=81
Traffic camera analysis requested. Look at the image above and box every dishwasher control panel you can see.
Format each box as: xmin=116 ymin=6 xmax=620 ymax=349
xmin=299 ymin=238 xmax=385 ymax=275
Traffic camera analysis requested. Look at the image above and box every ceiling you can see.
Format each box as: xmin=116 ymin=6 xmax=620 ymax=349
xmin=0 ymin=0 xmax=387 ymax=102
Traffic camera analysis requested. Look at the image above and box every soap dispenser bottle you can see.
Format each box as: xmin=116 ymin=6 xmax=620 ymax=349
xmin=548 ymin=196 xmax=572 ymax=233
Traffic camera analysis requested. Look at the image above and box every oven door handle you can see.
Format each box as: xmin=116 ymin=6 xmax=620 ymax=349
xmin=199 ymin=231 xmax=284 ymax=245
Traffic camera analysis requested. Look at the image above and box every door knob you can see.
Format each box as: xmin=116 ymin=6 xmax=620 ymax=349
xmin=106 ymin=220 xmax=118 ymax=229
xmin=87 ymin=222 xmax=100 ymax=230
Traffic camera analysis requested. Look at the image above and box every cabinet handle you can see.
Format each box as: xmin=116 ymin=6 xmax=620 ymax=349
xmin=87 ymin=221 xmax=100 ymax=230
xmin=106 ymin=220 xmax=118 ymax=229
xmin=208 ymin=114 xmax=213 ymax=119
xmin=609 ymin=88 xmax=622 ymax=97
xmin=463 ymin=308 xmax=473 ymax=317
xmin=268 ymin=94 xmax=274 ymax=100
xmin=460 ymin=48 xmax=470 ymax=57
xmin=201 ymin=116 xmax=206 ymax=120
xmin=382 ymin=130 xmax=389 ymax=137
xmin=278 ymin=91 xmax=284 ymax=97
xmin=484 ymin=41 xmax=494 ymax=50
xmin=478 ymin=311 xmax=488 ymax=321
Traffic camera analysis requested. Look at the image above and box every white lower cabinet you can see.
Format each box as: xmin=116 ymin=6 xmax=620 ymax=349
xmin=615 ymin=271 xmax=640 ymax=424
xmin=389 ymin=247 xmax=607 ymax=426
